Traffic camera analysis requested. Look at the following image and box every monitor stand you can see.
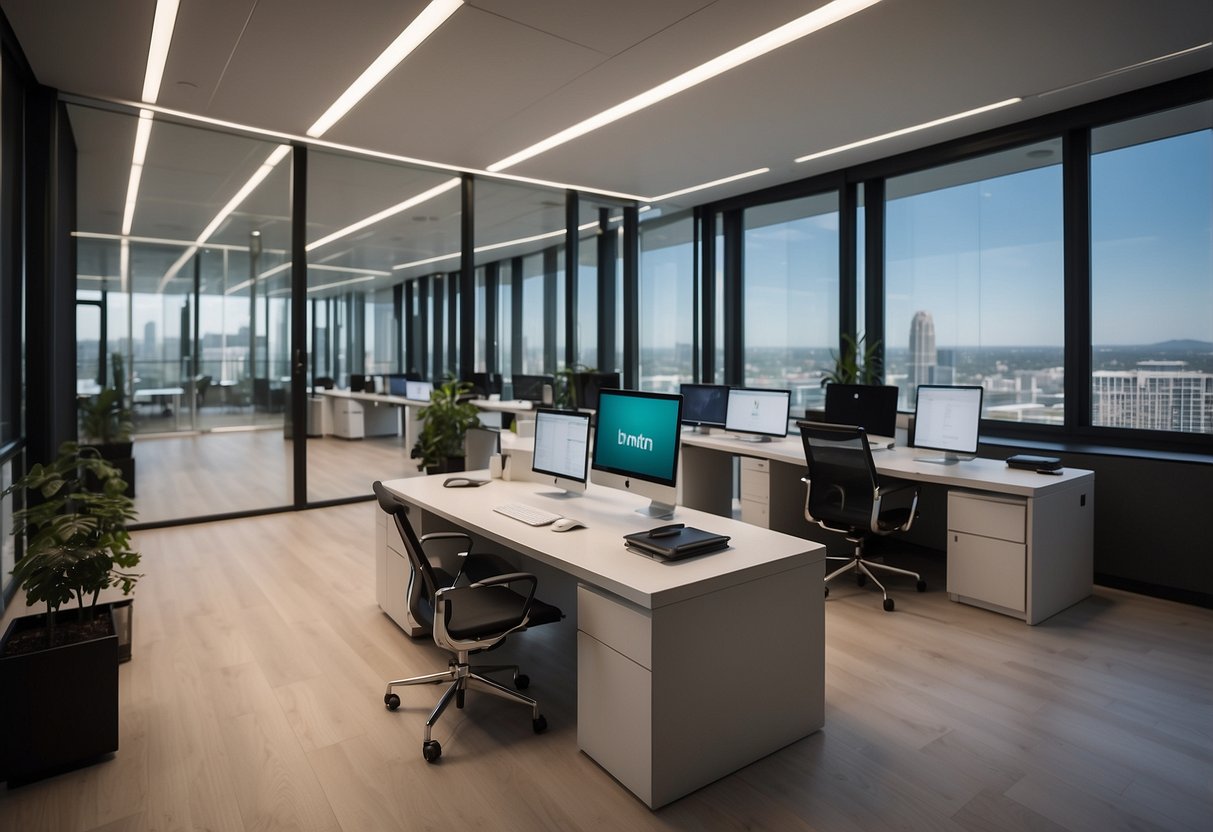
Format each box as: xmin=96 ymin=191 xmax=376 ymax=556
xmin=735 ymin=434 xmax=772 ymax=443
xmin=913 ymin=452 xmax=973 ymax=464
xmin=636 ymin=500 xmax=676 ymax=520
xmin=693 ymin=425 xmax=713 ymax=434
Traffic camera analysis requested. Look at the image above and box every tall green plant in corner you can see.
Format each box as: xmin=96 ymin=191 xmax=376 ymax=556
xmin=821 ymin=333 xmax=883 ymax=386
xmin=4 ymin=442 xmax=140 ymax=648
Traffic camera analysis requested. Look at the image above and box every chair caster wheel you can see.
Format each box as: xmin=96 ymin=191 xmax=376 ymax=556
xmin=824 ymin=585 xmax=830 ymax=598
xmin=514 ymin=673 xmax=530 ymax=690
xmin=916 ymin=579 xmax=927 ymax=592
xmin=533 ymin=715 xmax=548 ymax=734
xmin=384 ymin=693 xmax=400 ymax=711
xmin=422 ymin=740 xmax=442 ymax=762
xmin=857 ymin=573 xmax=867 ymax=587
xmin=883 ymin=598 xmax=895 ymax=612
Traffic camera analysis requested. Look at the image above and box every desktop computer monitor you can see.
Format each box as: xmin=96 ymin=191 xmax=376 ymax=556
xmin=349 ymin=373 xmax=367 ymax=393
xmin=591 ymin=388 xmax=683 ymax=518
xmin=405 ymin=380 xmax=434 ymax=401
xmin=679 ymin=383 xmax=729 ymax=432
xmin=912 ymin=384 xmax=984 ymax=463
xmin=386 ymin=375 xmax=408 ymax=397
xmin=532 ymin=408 xmax=591 ymax=496
xmin=573 ymin=371 xmax=621 ymax=411
xmin=824 ymin=383 xmax=899 ymax=441
xmin=725 ymin=387 xmax=791 ymax=441
xmin=512 ymin=374 xmax=554 ymax=405
xmin=471 ymin=372 xmax=503 ymax=397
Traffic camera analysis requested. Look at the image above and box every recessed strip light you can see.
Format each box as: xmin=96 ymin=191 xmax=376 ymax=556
xmin=305 ymin=177 xmax=461 ymax=252
xmin=1037 ymin=42 xmax=1212 ymax=98
xmin=306 ymin=0 xmax=462 ymax=137
xmin=650 ymin=168 xmax=770 ymax=201
xmin=306 ymin=275 xmax=377 ymax=293
xmin=392 ymin=220 xmax=600 ymax=271
xmin=121 ymin=110 xmax=155 ymax=235
xmin=74 ymin=230 xmax=263 ymax=252
xmin=794 ymin=98 xmax=1022 ymax=164
xmin=487 ymin=0 xmax=883 ymax=172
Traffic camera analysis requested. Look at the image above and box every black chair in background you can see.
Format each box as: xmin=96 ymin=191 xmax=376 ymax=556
xmin=372 ymin=481 xmax=562 ymax=762
xmin=797 ymin=421 xmax=925 ymax=612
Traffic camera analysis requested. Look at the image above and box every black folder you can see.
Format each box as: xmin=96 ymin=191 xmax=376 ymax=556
xmin=623 ymin=526 xmax=731 ymax=561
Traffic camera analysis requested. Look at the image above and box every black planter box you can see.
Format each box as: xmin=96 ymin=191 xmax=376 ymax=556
xmin=0 ymin=604 xmax=120 ymax=785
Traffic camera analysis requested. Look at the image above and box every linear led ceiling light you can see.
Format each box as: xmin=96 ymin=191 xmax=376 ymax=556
xmin=306 ymin=177 xmax=461 ymax=252
xmin=392 ymin=220 xmax=599 ymax=271
xmin=794 ymin=98 xmax=1021 ymax=164
xmin=487 ymin=0 xmax=883 ymax=172
xmin=650 ymin=167 xmax=770 ymax=202
xmin=307 ymin=0 xmax=463 ymax=137
xmin=122 ymin=0 xmax=180 ymax=236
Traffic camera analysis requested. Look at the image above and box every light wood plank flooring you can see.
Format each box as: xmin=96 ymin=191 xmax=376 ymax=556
xmin=1 ymin=503 xmax=1209 ymax=831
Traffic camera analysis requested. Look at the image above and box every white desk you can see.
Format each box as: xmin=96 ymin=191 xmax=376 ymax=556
xmin=316 ymin=389 xmax=431 ymax=444
xmin=680 ymin=431 xmax=1095 ymax=625
xmin=377 ymin=475 xmax=825 ymax=808
xmin=133 ymin=386 xmax=185 ymax=427
xmin=469 ymin=398 xmax=535 ymax=415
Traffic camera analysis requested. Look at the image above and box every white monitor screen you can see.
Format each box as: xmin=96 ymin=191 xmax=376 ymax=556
xmin=405 ymin=380 xmax=434 ymax=401
xmin=725 ymin=388 xmax=791 ymax=438
xmin=913 ymin=385 xmax=983 ymax=455
xmin=532 ymin=409 xmax=591 ymax=484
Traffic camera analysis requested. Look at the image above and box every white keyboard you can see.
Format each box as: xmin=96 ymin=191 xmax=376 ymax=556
xmin=493 ymin=503 xmax=562 ymax=526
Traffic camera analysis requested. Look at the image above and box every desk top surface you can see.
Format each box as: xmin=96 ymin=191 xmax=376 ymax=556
xmin=681 ymin=430 xmax=1093 ymax=497
xmin=470 ymin=398 xmax=536 ymax=413
xmin=381 ymin=474 xmax=824 ymax=610
xmin=317 ymin=388 xmax=430 ymax=406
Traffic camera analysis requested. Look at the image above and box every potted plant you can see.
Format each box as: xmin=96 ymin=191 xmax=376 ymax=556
xmin=412 ymin=378 xmax=481 ymax=474
xmin=821 ymin=333 xmax=883 ymax=386
xmin=78 ymin=352 xmax=136 ymax=497
xmin=0 ymin=441 xmax=141 ymax=784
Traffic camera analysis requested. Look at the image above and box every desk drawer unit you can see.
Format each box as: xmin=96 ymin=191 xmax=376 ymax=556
xmin=947 ymin=491 xmax=1026 ymax=615
xmin=739 ymin=457 xmax=770 ymax=528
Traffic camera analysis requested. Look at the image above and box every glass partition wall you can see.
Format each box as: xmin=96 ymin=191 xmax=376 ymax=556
xmin=71 ymin=104 xmax=293 ymax=524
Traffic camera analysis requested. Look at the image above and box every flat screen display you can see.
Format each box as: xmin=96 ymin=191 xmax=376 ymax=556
xmin=512 ymin=374 xmax=553 ymax=403
xmin=591 ymin=389 xmax=683 ymax=487
xmin=532 ymin=409 xmax=591 ymax=484
xmin=405 ymin=380 xmax=434 ymax=401
xmin=387 ymin=376 xmax=408 ymax=397
xmin=824 ymin=383 xmax=899 ymax=438
xmin=725 ymin=387 xmax=791 ymax=438
xmin=680 ymin=383 xmax=729 ymax=428
xmin=913 ymin=385 xmax=983 ymax=455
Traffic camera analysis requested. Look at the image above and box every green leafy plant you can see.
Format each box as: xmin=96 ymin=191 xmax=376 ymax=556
xmin=821 ymin=333 xmax=883 ymax=386
xmin=4 ymin=442 xmax=141 ymax=647
xmin=413 ymin=378 xmax=481 ymax=472
xmin=78 ymin=353 xmax=133 ymax=445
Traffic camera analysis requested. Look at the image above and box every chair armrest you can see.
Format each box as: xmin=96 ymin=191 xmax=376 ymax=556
xmin=420 ymin=531 xmax=473 ymax=546
xmin=469 ymin=571 xmax=537 ymax=612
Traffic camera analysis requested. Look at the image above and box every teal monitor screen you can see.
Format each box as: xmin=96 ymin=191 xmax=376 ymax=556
xmin=591 ymin=389 xmax=683 ymax=487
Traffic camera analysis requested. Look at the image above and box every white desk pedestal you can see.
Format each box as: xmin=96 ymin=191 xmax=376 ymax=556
xmin=577 ymin=563 xmax=823 ymax=809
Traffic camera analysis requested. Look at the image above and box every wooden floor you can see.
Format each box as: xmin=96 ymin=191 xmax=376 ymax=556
xmin=1 ymin=503 xmax=1210 ymax=831
xmin=131 ymin=430 xmax=418 ymax=524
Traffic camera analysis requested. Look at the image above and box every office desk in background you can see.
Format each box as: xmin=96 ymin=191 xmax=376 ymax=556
xmin=315 ymin=388 xmax=430 ymax=444
xmin=376 ymin=474 xmax=825 ymax=809
xmin=680 ymin=431 xmax=1095 ymax=625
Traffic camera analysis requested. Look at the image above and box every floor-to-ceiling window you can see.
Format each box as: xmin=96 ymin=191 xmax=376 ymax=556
xmin=639 ymin=211 xmax=695 ymax=392
xmin=884 ymin=138 xmax=1065 ymax=420
xmin=1090 ymin=101 xmax=1213 ymax=436
xmin=742 ymin=193 xmax=840 ymax=416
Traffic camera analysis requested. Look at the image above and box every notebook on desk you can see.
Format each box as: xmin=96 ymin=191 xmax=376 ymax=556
xmin=623 ymin=526 xmax=731 ymax=561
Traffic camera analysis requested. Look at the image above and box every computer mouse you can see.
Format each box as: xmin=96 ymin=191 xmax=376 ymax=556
xmin=443 ymin=476 xmax=487 ymax=488
xmin=550 ymin=518 xmax=585 ymax=532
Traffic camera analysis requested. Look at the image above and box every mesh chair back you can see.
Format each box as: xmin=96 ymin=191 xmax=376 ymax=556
xmin=373 ymin=481 xmax=442 ymax=607
xmin=797 ymin=421 xmax=880 ymax=531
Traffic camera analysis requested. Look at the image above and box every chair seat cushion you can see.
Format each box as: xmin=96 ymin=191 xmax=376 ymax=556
xmin=876 ymin=507 xmax=912 ymax=532
xmin=442 ymin=585 xmax=561 ymax=639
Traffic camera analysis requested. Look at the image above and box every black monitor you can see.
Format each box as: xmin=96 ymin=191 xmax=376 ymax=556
xmin=679 ymin=383 xmax=729 ymax=432
xmin=573 ymin=371 xmax=621 ymax=411
xmin=532 ymin=408 xmax=591 ymax=496
xmin=912 ymin=384 xmax=984 ymax=464
xmin=349 ymin=373 xmax=367 ymax=392
xmin=512 ymin=374 xmax=553 ymax=404
xmin=591 ymin=388 xmax=683 ymax=518
xmin=725 ymin=387 xmax=790 ymax=441
xmin=386 ymin=375 xmax=408 ymax=397
xmin=471 ymin=372 xmax=503 ymax=397
xmin=824 ymin=383 xmax=899 ymax=441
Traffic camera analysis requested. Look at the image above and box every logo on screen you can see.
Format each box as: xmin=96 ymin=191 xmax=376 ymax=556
xmin=617 ymin=430 xmax=654 ymax=452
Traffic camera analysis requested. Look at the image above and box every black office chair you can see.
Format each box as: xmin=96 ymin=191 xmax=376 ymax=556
xmin=798 ymin=421 xmax=925 ymax=612
xmin=372 ymin=481 xmax=562 ymax=762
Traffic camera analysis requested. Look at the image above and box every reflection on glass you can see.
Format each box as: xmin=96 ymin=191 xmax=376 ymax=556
xmin=640 ymin=211 xmax=695 ymax=392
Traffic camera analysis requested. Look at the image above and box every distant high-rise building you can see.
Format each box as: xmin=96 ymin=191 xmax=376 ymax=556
xmin=1092 ymin=361 xmax=1213 ymax=433
xmin=908 ymin=311 xmax=936 ymax=389
xmin=143 ymin=321 xmax=156 ymax=356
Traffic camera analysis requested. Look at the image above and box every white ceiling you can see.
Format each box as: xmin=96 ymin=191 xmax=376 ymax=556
xmin=3 ymin=0 xmax=1210 ymax=295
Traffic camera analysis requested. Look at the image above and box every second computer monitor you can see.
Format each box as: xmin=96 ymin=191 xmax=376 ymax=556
xmin=680 ymin=383 xmax=729 ymax=432
xmin=913 ymin=384 xmax=984 ymax=463
xmin=532 ymin=409 xmax=591 ymax=495
xmin=512 ymin=374 xmax=554 ymax=405
xmin=591 ymin=388 xmax=683 ymax=517
xmin=573 ymin=371 xmax=621 ymax=411
xmin=824 ymin=383 xmax=899 ymax=440
xmin=725 ymin=387 xmax=791 ymax=440
xmin=405 ymin=380 xmax=434 ymax=401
